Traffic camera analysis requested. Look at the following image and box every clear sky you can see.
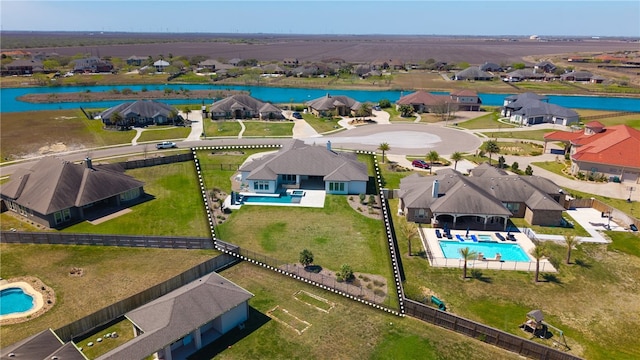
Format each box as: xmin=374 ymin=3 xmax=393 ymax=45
xmin=1 ymin=0 xmax=639 ymax=37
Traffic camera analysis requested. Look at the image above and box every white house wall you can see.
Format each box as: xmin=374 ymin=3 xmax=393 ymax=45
xmin=217 ymin=302 xmax=249 ymax=334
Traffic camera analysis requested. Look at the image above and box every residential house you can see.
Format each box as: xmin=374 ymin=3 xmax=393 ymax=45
xmin=0 ymin=329 xmax=85 ymax=360
xmin=371 ymin=59 xmax=405 ymax=71
xmin=398 ymin=165 xmax=567 ymax=229
xmin=126 ymin=55 xmax=148 ymax=66
xmin=73 ymin=57 xmax=114 ymax=73
xmin=453 ymin=66 xmax=493 ymax=81
xmin=501 ymin=92 xmax=579 ymax=126
xmin=97 ymin=272 xmax=253 ymax=360
xmin=534 ymin=61 xmax=557 ymax=73
xmin=228 ymin=58 xmax=242 ymax=67
xmin=208 ymin=94 xmax=283 ymax=120
xmin=262 ymin=64 xmax=287 ymax=75
xmin=153 ymin=59 xmax=170 ymax=72
xmin=100 ymin=100 xmax=181 ymax=127
xmin=480 ymin=62 xmax=503 ymax=72
xmin=450 ymin=89 xmax=482 ymax=111
xmin=560 ymin=71 xmax=594 ymax=82
xmin=0 ymin=157 xmax=145 ymax=228
xmin=238 ymin=140 xmax=369 ymax=195
xmin=503 ymin=69 xmax=546 ymax=82
xmin=283 ymin=58 xmax=299 ymax=67
xmin=306 ymin=93 xmax=367 ymax=117
xmin=3 ymin=59 xmax=44 ymax=75
xmin=544 ymin=122 xmax=640 ymax=183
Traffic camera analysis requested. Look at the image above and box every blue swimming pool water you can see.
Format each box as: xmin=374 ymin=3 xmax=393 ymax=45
xmin=439 ymin=241 xmax=531 ymax=262
xmin=243 ymin=193 xmax=301 ymax=204
xmin=0 ymin=288 xmax=35 ymax=315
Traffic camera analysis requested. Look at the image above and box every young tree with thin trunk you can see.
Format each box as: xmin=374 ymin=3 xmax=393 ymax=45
xmin=401 ymin=221 xmax=418 ymax=256
xmin=530 ymin=243 xmax=549 ymax=283
xmin=450 ymin=151 xmax=463 ymax=170
xmin=426 ymin=150 xmax=439 ymax=174
xmin=564 ymin=234 xmax=580 ymax=264
xmin=183 ymin=107 xmax=192 ymax=121
xmin=378 ymin=142 xmax=390 ymax=163
xmin=299 ymin=249 xmax=314 ymax=268
xmin=458 ymin=247 xmax=477 ymax=279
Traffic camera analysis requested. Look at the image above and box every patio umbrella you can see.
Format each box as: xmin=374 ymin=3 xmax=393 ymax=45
xmin=465 ymin=227 xmax=470 ymax=238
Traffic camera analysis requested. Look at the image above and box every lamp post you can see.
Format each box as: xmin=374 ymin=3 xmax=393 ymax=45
xmin=627 ymin=186 xmax=635 ymax=203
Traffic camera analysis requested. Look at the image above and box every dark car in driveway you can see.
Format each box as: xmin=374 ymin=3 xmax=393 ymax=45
xmin=292 ymin=112 xmax=303 ymax=119
xmin=412 ymin=159 xmax=430 ymax=169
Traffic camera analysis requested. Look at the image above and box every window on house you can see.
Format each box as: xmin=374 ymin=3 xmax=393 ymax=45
xmin=54 ymin=209 xmax=71 ymax=224
xmin=504 ymin=203 xmax=520 ymax=213
xmin=254 ymin=181 xmax=269 ymax=191
xmin=329 ymin=182 xmax=345 ymax=192
xmin=282 ymin=174 xmax=296 ymax=183
xmin=417 ymin=209 xmax=426 ymax=218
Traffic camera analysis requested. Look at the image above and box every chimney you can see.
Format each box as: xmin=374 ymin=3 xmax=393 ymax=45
xmin=432 ymin=179 xmax=439 ymax=198
xmin=85 ymin=157 xmax=93 ymax=169
xmin=326 ymin=141 xmax=332 ymax=152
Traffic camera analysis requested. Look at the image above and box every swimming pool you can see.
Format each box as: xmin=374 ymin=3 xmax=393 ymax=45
xmin=242 ymin=192 xmax=303 ymax=204
xmin=439 ymin=241 xmax=531 ymax=262
xmin=476 ymin=234 xmax=494 ymax=242
xmin=0 ymin=288 xmax=35 ymax=316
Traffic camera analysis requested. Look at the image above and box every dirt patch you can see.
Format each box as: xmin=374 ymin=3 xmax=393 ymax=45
xmin=346 ymin=195 xmax=382 ymax=220
xmin=0 ymin=276 xmax=56 ymax=325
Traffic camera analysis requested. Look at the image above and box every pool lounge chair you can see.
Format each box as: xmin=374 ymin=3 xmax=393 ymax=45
xmin=471 ymin=235 xmax=479 ymax=242
xmin=435 ymin=229 xmax=443 ymax=239
xmin=507 ymin=233 xmax=517 ymax=241
xmin=495 ymin=232 xmax=506 ymax=241
xmin=455 ymin=234 xmax=465 ymax=242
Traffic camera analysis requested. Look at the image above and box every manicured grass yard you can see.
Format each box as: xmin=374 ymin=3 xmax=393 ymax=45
xmin=216 ymin=195 xmax=393 ymax=282
xmin=391 ymin=195 xmax=640 ymax=360
xmin=74 ymin=318 xmax=134 ymax=359
xmin=189 ymin=262 xmax=523 ymax=360
xmin=135 ymin=126 xmax=191 ymax=142
xmin=301 ymin=113 xmax=341 ymax=133
xmin=203 ymin=119 xmax=242 ymax=138
xmin=482 ymin=129 xmax=553 ymax=142
xmin=0 ymin=244 xmax=218 ymax=347
xmin=456 ymin=111 xmax=515 ymax=130
xmin=62 ymin=162 xmax=209 ymax=236
xmin=240 ymin=121 xmax=294 ymax=137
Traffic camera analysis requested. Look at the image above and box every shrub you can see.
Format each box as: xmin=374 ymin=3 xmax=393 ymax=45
xmin=336 ymin=264 xmax=354 ymax=282
xmin=359 ymin=193 xmax=366 ymax=204
xmin=511 ymin=162 xmax=519 ymax=172
xmin=378 ymin=99 xmax=391 ymax=108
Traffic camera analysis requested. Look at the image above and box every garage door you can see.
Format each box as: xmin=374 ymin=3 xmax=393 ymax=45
xmin=622 ymin=171 xmax=639 ymax=183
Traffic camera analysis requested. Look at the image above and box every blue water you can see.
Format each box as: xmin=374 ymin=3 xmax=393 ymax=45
xmin=243 ymin=193 xmax=300 ymax=204
xmin=439 ymin=241 xmax=531 ymax=262
xmin=477 ymin=234 xmax=494 ymax=242
xmin=1 ymin=84 xmax=639 ymax=112
xmin=0 ymin=288 xmax=35 ymax=315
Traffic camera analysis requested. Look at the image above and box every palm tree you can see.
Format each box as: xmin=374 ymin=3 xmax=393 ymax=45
xmin=111 ymin=112 xmax=124 ymax=130
xmin=564 ymin=234 xmax=580 ymax=264
xmin=183 ymin=107 xmax=192 ymax=121
xmin=458 ymin=247 xmax=477 ymax=279
xmin=357 ymin=103 xmax=372 ymax=118
xmin=450 ymin=151 xmax=463 ymax=170
xmin=426 ymin=150 xmax=439 ymax=174
xmin=530 ymin=243 xmax=549 ymax=283
xmin=398 ymin=104 xmax=414 ymax=117
xmin=378 ymin=142 xmax=390 ymax=163
xmin=482 ymin=140 xmax=500 ymax=166
xmin=401 ymin=221 xmax=418 ymax=256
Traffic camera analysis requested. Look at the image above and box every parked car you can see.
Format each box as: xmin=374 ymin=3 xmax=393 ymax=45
xmin=373 ymin=105 xmax=381 ymax=111
xmin=412 ymin=159 xmax=430 ymax=169
xmin=292 ymin=112 xmax=303 ymax=119
xmin=156 ymin=141 xmax=177 ymax=149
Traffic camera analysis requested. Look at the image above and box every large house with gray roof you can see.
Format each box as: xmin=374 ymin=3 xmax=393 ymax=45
xmin=399 ymin=164 xmax=566 ymax=230
xmin=100 ymin=100 xmax=181 ymax=128
xmin=305 ymin=94 xmax=368 ymax=117
xmin=0 ymin=157 xmax=145 ymax=228
xmin=98 ymin=272 xmax=253 ymax=360
xmin=239 ymin=140 xmax=369 ymax=195
xmin=209 ymin=94 xmax=283 ymax=120
xmin=453 ymin=66 xmax=493 ymax=81
xmin=501 ymin=92 xmax=579 ymax=126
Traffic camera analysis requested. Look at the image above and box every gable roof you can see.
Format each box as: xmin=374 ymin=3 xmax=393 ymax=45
xmin=97 ymin=272 xmax=253 ymax=360
xmin=306 ymin=94 xmax=362 ymax=112
xmin=454 ymin=66 xmax=493 ymax=80
xmin=504 ymin=92 xmax=577 ymax=119
xmin=571 ymin=125 xmax=640 ymax=168
xmin=100 ymin=100 xmax=177 ymax=121
xmin=240 ymin=140 xmax=368 ymax=182
xmin=0 ymin=157 xmax=144 ymax=215
xmin=397 ymin=90 xmax=449 ymax=106
xmin=209 ymin=94 xmax=281 ymax=115
xmin=0 ymin=328 xmax=85 ymax=360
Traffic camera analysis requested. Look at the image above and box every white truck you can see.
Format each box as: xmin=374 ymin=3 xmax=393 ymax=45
xmin=155 ymin=141 xmax=177 ymax=149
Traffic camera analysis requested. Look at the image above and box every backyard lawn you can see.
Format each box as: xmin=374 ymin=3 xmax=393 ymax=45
xmin=191 ymin=261 xmax=524 ymax=360
xmin=135 ymin=126 xmax=191 ymax=142
xmin=391 ymin=196 xmax=640 ymax=360
xmin=61 ymin=161 xmax=210 ymax=237
xmin=240 ymin=121 xmax=294 ymax=137
xmin=0 ymin=244 xmax=218 ymax=347
xmin=203 ymin=119 xmax=242 ymax=138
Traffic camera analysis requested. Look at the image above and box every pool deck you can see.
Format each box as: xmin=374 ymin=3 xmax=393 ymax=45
xmin=419 ymin=228 xmax=557 ymax=273
xmin=0 ymin=281 xmax=44 ymax=321
xmin=225 ymin=189 xmax=326 ymax=209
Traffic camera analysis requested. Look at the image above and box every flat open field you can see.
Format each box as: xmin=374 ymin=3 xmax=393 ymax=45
xmin=3 ymin=32 xmax=637 ymax=64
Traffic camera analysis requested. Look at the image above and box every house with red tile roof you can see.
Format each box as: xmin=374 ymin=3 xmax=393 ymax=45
xmin=544 ymin=123 xmax=640 ymax=183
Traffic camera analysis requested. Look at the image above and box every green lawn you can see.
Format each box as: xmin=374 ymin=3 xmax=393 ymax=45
xmin=196 ymin=148 xmax=274 ymax=193
xmin=74 ymin=318 xmax=135 ymax=359
xmin=61 ymin=162 xmax=209 ymax=237
xmin=241 ymin=121 xmax=294 ymax=137
xmin=216 ymin=195 xmax=393 ymax=279
xmin=135 ymin=126 xmax=191 ymax=142
xmin=456 ymin=112 xmax=516 ymax=130
xmin=190 ymin=262 xmax=523 ymax=360
xmin=482 ymin=129 xmax=552 ymax=142
xmin=203 ymin=119 xmax=242 ymax=138
xmin=301 ymin=113 xmax=341 ymax=133
xmin=392 ymin=198 xmax=640 ymax=360
xmin=385 ymin=107 xmax=417 ymax=122
xmin=607 ymin=231 xmax=640 ymax=257
xmin=532 ymin=160 xmax=575 ymax=179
